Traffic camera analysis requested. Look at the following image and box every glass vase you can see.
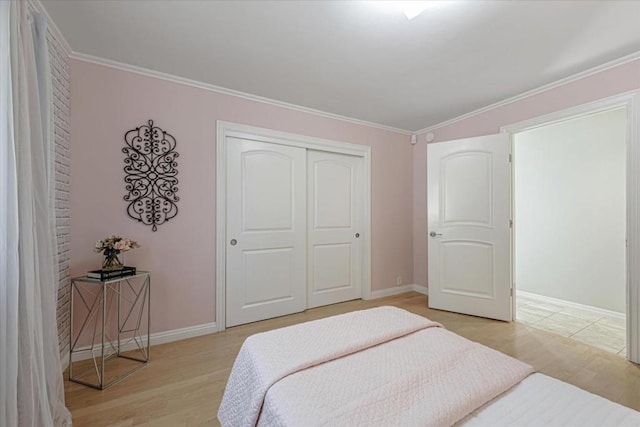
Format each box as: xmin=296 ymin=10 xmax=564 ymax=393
xmin=102 ymin=252 xmax=123 ymax=270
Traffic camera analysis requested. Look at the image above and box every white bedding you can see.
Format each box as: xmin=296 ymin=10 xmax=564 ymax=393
xmin=258 ymin=325 xmax=533 ymax=427
xmin=219 ymin=307 xmax=640 ymax=427
xmin=218 ymin=307 xmax=443 ymax=426
xmin=459 ymin=373 xmax=639 ymax=427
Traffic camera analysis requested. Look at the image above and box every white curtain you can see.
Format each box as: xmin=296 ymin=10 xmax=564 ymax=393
xmin=1 ymin=1 xmax=20 ymax=425
xmin=1 ymin=1 xmax=72 ymax=426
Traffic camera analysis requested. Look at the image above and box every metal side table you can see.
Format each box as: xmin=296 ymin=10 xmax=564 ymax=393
xmin=69 ymin=272 xmax=150 ymax=389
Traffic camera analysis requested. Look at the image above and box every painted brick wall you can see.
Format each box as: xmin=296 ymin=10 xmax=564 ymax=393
xmin=47 ymin=26 xmax=71 ymax=359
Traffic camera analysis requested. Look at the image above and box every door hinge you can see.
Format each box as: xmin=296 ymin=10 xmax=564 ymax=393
xmin=510 ymin=288 xmax=513 ymax=296
xmin=509 ymin=153 xmax=512 ymax=163
xmin=509 ymin=219 xmax=513 ymax=228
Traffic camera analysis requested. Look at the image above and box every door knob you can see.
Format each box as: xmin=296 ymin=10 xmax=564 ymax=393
xmin=355 ymin=233 xmax=360 ymax=238
xmin=230 ymin=239 xmax=237 ymax=246
xmin=429 ymin=231 xmax=443 ymax=238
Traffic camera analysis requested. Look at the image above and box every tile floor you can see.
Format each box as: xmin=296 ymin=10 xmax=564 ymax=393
xmin=516 ymin=295 xmax=627 ymax=355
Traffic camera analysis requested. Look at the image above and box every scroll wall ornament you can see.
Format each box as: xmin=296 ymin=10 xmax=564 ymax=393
xmin=123 ymin=120 xmax=179 ymax=231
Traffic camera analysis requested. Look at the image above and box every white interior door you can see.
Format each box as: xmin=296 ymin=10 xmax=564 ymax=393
xmin=427 ymin=134 xmax=511 ymax=321
xmin=226 ymin=138 xmax=306 ymax=327
xmin=307 ymin=150 xmax=362 ymax=308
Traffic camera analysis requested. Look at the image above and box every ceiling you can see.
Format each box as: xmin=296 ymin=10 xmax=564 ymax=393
xmin=42 ymin=1 xmax=640 ymax=132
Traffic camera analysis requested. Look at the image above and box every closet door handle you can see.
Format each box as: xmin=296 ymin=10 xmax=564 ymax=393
xmin=429 ymin=231 xmax=443 ymax=238
xmin=230 ymin=239 xmax=237 ymax=246
xmin=355 ymin=233 xmax=360 ymax=238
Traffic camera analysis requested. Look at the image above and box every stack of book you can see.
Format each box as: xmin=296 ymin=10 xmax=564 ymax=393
xmin=87 ymin=266 xmax=137 ymax=281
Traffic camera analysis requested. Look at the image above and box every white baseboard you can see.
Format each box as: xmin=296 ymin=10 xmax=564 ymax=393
xmin=369 ymin=284 xmax=414 ymax=299
xmin=68 ymin=322 xmax=218 ymax=362
xmin=516 ymin=290 xmax=625 ymax=320
xmin=369 ymin=284 xmax=428 ymax=299
xmin=413 ymin=285 xmax=429 ymax=295
xmin=63 ymin=284 xmax=430 ymax=368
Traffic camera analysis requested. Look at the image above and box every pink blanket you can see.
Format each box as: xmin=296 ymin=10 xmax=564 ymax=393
xmin=218 ymin=306 xmax=534 ymax=427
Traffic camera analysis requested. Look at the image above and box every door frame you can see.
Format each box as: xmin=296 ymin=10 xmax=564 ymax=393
xmin=215 ymin=121 xmax=372 ymax=331
xmin=501 ymin=89 xmax=640 ymax=364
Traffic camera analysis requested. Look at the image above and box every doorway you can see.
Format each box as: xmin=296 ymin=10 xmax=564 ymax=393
xmin=428 ymin=90 xmax=639 ymax=363
xmin=512 ymin=107 xmax=628 ymax=355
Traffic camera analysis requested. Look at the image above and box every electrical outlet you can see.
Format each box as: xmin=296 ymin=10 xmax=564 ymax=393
xmin=396 ymin=276 xmax=403 ymax=286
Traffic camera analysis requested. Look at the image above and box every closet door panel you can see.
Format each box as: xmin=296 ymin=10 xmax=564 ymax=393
xmin=226 ymin=138 xmax=306 ymax=327
xmin=307 ymin=150 xmax=363 ymax=308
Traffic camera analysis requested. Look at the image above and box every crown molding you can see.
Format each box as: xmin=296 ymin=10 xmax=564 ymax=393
xmin=28 ymin=0 xmax=72 ymax=56
xmin=69 ymin=51 xmax=413 ymax=136
xmin=416 ymin=50 xmax=640 ymax=135
xmin=32 ymin=1 xmax=638 ymax=138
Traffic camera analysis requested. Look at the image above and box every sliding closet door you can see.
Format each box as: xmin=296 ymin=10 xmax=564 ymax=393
xmin=226 ymin=138 xmax=306 ymax=327
xmin=307 ymin=150 xmax=363 ymax=308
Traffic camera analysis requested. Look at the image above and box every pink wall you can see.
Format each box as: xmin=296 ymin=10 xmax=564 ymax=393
xmin=70 ymin=60 xmax=413 ymax=334
xmin=412 ymin=141 xmax=428 ymax=289
xmin=413 ymin=59 xmax=640 ymax=287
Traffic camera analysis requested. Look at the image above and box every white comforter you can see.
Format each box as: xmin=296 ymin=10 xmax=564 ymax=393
xmin=218 ymin=306 xmax=534 ymax=427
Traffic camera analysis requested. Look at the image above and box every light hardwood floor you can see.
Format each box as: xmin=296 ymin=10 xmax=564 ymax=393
xmin=64 ymin=292 xmax=640 ymax=426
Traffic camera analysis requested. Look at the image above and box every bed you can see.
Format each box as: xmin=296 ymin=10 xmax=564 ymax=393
xmin=218 ymin=306 xmax=639 ymax=426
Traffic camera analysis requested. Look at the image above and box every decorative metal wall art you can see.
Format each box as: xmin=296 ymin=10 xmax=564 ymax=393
xmin=123 ymin=120 xmax=179 ymax=231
